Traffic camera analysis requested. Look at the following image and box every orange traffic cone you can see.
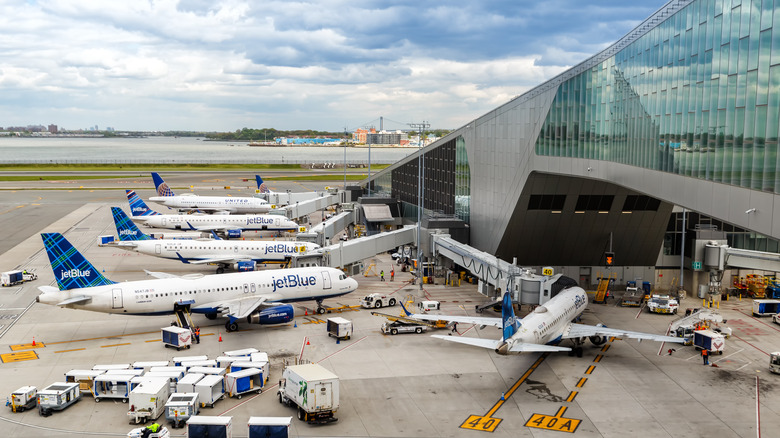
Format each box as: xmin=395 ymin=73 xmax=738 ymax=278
xmin=305 ymin=309 xmax=308 ymax=316
xmin=218 ymin=333 xmax=222 ymax=342
xmin=32 ymin=337 xmax=36 ymax=347
xmin=306 ymin=338 xmax=310 ymax=345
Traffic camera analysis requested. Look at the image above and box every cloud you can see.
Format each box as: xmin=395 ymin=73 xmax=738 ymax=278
xmin=0 ymin=0 xmax=665 ymax=131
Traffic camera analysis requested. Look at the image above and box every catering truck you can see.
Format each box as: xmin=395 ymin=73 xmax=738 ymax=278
xmin=277 ymin=363 xmax=339 ymax=424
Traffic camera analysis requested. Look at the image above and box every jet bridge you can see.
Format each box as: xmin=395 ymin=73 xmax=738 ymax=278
xmin=431 ymin=233 xmax=565 ymax=305
xmin=302 ymin=210 xmax=357 ymax=247
xmin=703 ymin=243 xmax=780 ymax=297
xmin=274 ymin=192 xmax=342 ymax=221
xmin=292 ymin=225 xmax=417 ymax=275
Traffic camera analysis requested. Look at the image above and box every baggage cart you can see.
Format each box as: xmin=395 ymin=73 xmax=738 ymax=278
xmin=188 ymin=366 xmax=227 ymax=377
xmin=172 ymin=355 xmax=208 ymax=366
xmin=250 ymin=352 xmax=269 ymax=363
xmin=326 ymin=317 xmax=352 ymax=340
xmin=9 ymin=386 xmax=37 ymax=413
xmin=37 ymin=382 xmax=81 ymax=416
xmin=64 ymin=369 xmax=105 ymax=397
xmin=93 ymin=363 xmax=131 ymax=371
xmin=94 ymin=374 xmax=137 ymax=402
xmin=187 ymin=415 xmax=233 ymax=438
xmin=128 ymin=378 xmax=170 ymax=425
xmin=133 ymin=361 xmax=170 ymax=371
xmin=225 ymin=368 xmax=263 ymax=399
xmin=223 ymin=348 xmax=258 ymax=357
xmin=162 ymin=326 xmax=192 ymax=350
xmin=752 ymin=299 xmax=780 ymax=316
xmin=165 ymin=393 xmax=199 ymax=428
xmin=230 ymin=361 xmax=269 ymax=383
xmin=195 ymin=375 xmax=225 ymax=408
xmin=177 ymin=373 xmax=205 ymax=393
xmin=248 ymin=417 xmax=292 ymax=438
xmin=180 ymin=360 xmax=217 ymax=370
xmin=693 ymin=329 xmax=726 ymax=354
xmin=216 ymin=356 xmax=243 ymax=369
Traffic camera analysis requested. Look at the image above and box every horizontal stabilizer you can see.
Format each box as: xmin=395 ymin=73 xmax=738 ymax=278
xmin=57 ymin=295 xmax=92 ymax=306
xmin=431 ymin=335 xmax=502 ymax=350
xmin=405 ymin=313 xmax=503 ymax=328
xmin=509 ymin=343 xmax=571 ymax=353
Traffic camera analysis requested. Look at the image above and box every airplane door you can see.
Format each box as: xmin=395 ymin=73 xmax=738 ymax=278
xmin=112 ymin=288 xmax=123 ymax=309
xmin=321 ymin=271 xmax=332 ymax=290
xmin=161 ymin=217 xmax=167 ymax=226
xmin=275 ymin=218 xmax=280 ymax=227
xmin=243 ymin=283 xmax=249 ymax=294
xmin=155 ymin=244 xmax=161 ymax=255
xmin=250 ymin=283 xmax=256 ymax=294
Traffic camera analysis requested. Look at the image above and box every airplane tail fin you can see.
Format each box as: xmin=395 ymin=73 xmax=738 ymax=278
xmin=399 ymin=300 xmax=413 ymax=316
xmin=126 ymin=190 xmax=159 ymax=217
xmin=255 ymin=175 xmax=271 ymax=193
xmin=501 ymin=292 xmax=521 ymax=341
xmin=151 ymin=172 xmax=175 ymax=197
xmin=111 ymin=207 xmax=151 ymax=241
xmin=41 ymin=233 xmax=116 ymax=290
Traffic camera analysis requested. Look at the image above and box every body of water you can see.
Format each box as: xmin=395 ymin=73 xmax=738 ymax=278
xmin=0 ymin=136 xmax=416 ymax=164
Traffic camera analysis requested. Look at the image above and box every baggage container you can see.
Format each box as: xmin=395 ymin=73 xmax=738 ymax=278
xmin=165 ymin=393 xmax=200 ymax=428
xmin=188 ymin=366 xmax=227 ymax=377
xmin=195 ymin=375 xmax=225 ymax=408
xmin=94 ymin=374 xmax=137 ymax=402
xmin=177 ymin=373 xmax=205 ymax=393
xmin=693 ymin=329 xmax=726 ymax=354
xmin=216 ymin=356 xmax=244 ymax=369
xmin=9 ymin=386 xmax=37 ymax=413
xmin=225 ymin=368 xmax=263 ymax=399
xmin=250 ymin=352 xmax=269 ymax=363
xmin=93 ymin=363 xmax=131 ymax=371
xmin=326 ymin=317 xmax=353 ymax=340
xmin=133 ymin=361 xmax=170 ymax=371
xmin=150 ymin=366 xmax=188 ymax=374
xmin=187 ymin=415 xmax=232 ymax=438
xmin=37 ymin=382 xmax=81 ymax=416
xmin=97 ymin=235 xmax=115 ymax=246
xmin=64 ymin=369 xmax=105 ymax=396
xmin=143 ymin=371 xmax=185 ymax=392
xmin=106 ymin=368 xmax=144 ymax=377
xmin=181 ymin=360 xmax=217 ymax=370
xmin=223 ymin=348 xmax=258 ymax=357
xmin=172 ymin=355 xmax=208 ymax=366
xmin=1 ymin=270 xmax=24 ymax=287
xmin=247 ymin=417 xmax=292 ymax=438
xmin=230 ymin=361 xmax=269 ymax=383
xmin=162 ymin=326 xmax=192 ymax=350
xmin=752 ymin=299 xmax=780 ymax=316
xmin=128 ymin=378 xmax=170 ymax=425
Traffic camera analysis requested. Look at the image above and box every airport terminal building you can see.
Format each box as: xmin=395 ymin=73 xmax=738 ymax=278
xmin=368 ymin=0 xmax=780 ymax=292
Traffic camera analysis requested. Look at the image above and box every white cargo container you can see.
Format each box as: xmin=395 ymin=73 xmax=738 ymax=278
xmin=9 ymin=386 xmax=37 ymax=413
xmin=223 ymin=348 xmax=258 ymax=357
xmin=64 ymin=369 xmax=105 ymax=396
xmin=326 ymin=317 xmax=352 ymax=340
xmin=37 ymin=382 xmax=81 ymax=416
xmin=247 ymin=417 xmax=292 ymax=438
xmin=93 ymin=374 xmax=136 ymax=402
xmin=225 ymin=368 xmax=263 ymax=399
xmin=172 ymin=355 xmax=208 ymax=366
xmin=128 ymin=378 xmax=171 ymax=425
xmin=177 ymin=373 xmax=205 ymax=394
xmin=230 ymin=361 xmax=269 ymax=383
xmin=105 ymin=368 xmax=144 ymax=377
xmin=250 ymin=352 xmax=269 ymax=363
xmin=187 ymin=416 xmax=232 ymax=438
xmin=162 ymin=326 xmax=192 ymax=350
xmin=150 ymin=366 xmax=188 ymax=374
xmin=195 ymin=375 xmax=225 ymax=408
xmin=188 ymin=366 xmax=227 ymax=377
xmin=93 ymin=363 xmax=131 ymax=371
xmin=164 ymin=392 xmax=200 ymax=429
xmin=217 ymin=356 xmax=244 ymax=368
xmin=133 ymin=361 xmax=170 ymax=371
xmin=181 ymin=360 xmax=217 ymax=370
xmin=277 ymin=363 xmax=339 ymax=423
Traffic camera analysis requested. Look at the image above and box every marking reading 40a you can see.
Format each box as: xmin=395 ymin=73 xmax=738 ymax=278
xmin=460 ymin=415 xmax=502 ymax=432
xmin=525 ymin=408 xmax=581 ymax=433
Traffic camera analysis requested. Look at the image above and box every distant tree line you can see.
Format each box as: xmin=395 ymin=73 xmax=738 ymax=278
xmin=205 ymin=128 xmax=345 ymax=141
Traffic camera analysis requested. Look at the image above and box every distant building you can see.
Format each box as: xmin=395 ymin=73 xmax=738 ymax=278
xmin=367 ymin=132 xmax=403 ymax=145
xmin=48 ymin=124 xmax=58 ymax=134
xmin=353 ymin=128 xmax=375 ymax=144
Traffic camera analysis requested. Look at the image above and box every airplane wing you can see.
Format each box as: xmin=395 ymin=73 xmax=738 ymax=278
xmin=214 ymin=294 xmax=284 ymax=319
xmin=411 ymin=313 xmax=503 ymax=327
xmin=430 ymin=335 xmax=571 ymax=352
xmin=564 ymin=323 xmax=685 ymax=343
xmin=185 ymin=222 xmax=240 ymax=232
xmin=143 ymin=270 xmax=205 ymax=280
xmin=57 ymin=295 xmax=92 ymax=306
xmin=175 ymin=253 xmax=250 ymax=265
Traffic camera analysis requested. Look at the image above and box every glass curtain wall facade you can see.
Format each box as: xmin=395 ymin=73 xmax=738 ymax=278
xmin=536 ymin=0 xmax=780 ymax=193
xmin=455 ymin=136 xmax=471 ymax=222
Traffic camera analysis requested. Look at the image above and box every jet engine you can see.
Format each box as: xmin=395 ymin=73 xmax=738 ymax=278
xmin=233 ymin=261 xmax=256 ymax=272
xmin=246 ymin=304 xmax=294 ymax=325
xmin=226 ymin=229 xmax=242 ymax=238
xmin=589 ymin=323 xmax=608 ymax=346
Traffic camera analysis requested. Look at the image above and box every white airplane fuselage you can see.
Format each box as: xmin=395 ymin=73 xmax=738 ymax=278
xmin=137 ymin=213 xmax=298 ymax=232
xmin=497 ymin=288 xmax=588 ymax=354
xmin=37 ymin=267 xmax=357 ymax=316
xmin=117 ymin=239 xmax=318 ymax=264
xmin=149 ymin=195 xmax=270 ymax=213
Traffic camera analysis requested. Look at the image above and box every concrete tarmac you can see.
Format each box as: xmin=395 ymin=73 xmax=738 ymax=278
xmin=1 ymin=172 xmax=779 ymax=437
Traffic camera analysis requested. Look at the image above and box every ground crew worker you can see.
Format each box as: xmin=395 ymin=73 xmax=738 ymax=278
xmin=194 ymin=327 xmax=200 ymax=344
xmin=141 ymin=422 xmax=160 ymax=438
xmin=701 ymin=348 xmax=709 ymax=365
xmin=380 ymin=270 xmax=385 ymax=281
xmin=390 ymin=268 xmax=394 ymax=281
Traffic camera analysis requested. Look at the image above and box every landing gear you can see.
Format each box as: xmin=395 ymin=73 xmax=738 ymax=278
xmin=315 ymin=299 xmax=326 ymax=314
xmin=225 ymin=321 xmax=239 ymax=332
xmin=205 ymin=313 xmax=217 ymax=320
xmin=216 ymin=267 xmax=225 ymax=274
xmin=569 ymin=338 xmax=585 ymax=357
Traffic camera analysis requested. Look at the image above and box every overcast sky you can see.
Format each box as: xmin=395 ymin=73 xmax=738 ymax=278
xmin=0 ymin=0 xmax=666 ymax=132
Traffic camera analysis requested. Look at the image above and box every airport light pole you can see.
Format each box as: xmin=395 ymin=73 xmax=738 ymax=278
xmin=344 ymin=127 xmax=348 ymax=188
xmin=409 ymin=121 xmax=430 ymax=293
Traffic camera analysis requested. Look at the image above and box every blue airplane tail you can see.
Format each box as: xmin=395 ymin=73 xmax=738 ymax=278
xmin=151 ymin=172 xmax=175 ymax=197
xmin=111 ymin=207 xmax=151 ymax=241
xmin=501 ymin=292 xmax=521 ymax=340
xmin=41 ymin=233 xmax=116 ymax=290
xmin=126 ymin=190 xmax=159 ymax=217
xmin=255 ymin=175 xmax=271 ymax=193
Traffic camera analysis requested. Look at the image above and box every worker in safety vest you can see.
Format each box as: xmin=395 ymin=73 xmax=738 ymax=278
xmin=194 ymin=327 xmax=201 ymax=344
xmin=701 ymin=348 xmax=709 ymax=365
xmin=141 ymin=422 xmax=160 ymax=438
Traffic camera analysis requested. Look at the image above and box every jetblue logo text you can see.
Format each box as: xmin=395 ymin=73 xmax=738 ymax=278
xmin=247 ymin=217 xmax=274 ymax=225
xmin=264 ymin=244 xmax=301 ymax=254
xmin=574 ymin=294 xmax=586 ymax=309
xmin=132 ymin=207 xmax=146 ymax=212
xmin=271 ymin=274 xmax=317 ymax=292
xmin=119 ymin=229 xmax=138 ymax=236
xmin=61 ymin=269 xmax=92 ymax=280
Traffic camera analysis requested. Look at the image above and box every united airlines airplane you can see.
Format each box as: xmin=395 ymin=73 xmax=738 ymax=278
xmin=110 ymin=207 xmax=319 ymax=273
xmin=403 ymin=288 xmax=684 ymax=357
xmin=36 ymin=233 xmax=357 ymax=332
xmin=125 ymin=190 xmax=301 ymax=236
xmin=148 ymin=172 xmax=271 ymax=213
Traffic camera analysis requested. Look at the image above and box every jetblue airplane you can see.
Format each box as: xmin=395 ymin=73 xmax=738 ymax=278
xmin=125 ymin=190 xmax=301 ymax=236
xmin=110 ymin=207 xmax=319 ymax=273
xmin=36 ymin=233 xmax=357 ymax=332
xmin=403 ymin=288 xmax=684 ymax=357
xmin=148 ymin=172 xmax=271 ymax=213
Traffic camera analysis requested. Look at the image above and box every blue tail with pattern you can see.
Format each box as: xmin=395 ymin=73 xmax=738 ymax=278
xmin=41 ymin=233 xmax=116 ymax=290
xmin=111 ymin=207 xmax=152 ymax=241
xmin=501 ymin=292 xmax=521 ymax=341
xmin=152 ymin=172 xmax=175 ymax=197
xmin=125 ymin=190 xmax=159 ymax=217
xmin=256 ymin=175 xmax=271 ymax=193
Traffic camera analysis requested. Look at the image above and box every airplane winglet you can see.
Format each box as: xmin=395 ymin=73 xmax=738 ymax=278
xmin=175 ymin=252 xmax=191 ymax=264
